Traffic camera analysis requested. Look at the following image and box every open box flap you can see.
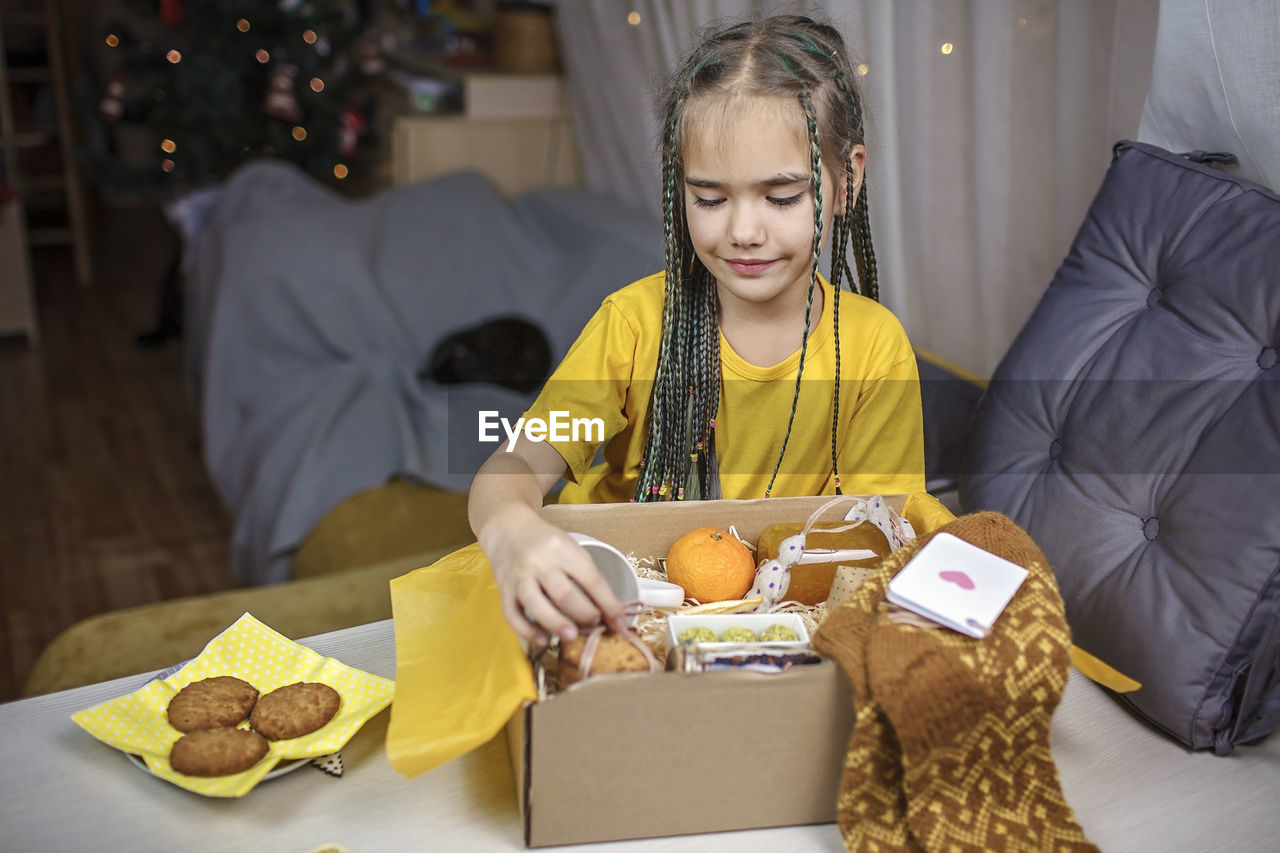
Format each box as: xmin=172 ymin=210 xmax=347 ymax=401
xmin=387 ymin=543 xmax=537 ymax=778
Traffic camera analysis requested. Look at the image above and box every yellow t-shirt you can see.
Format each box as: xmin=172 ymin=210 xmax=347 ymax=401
xmin=522 ymin=271 xmax=925 ymax=503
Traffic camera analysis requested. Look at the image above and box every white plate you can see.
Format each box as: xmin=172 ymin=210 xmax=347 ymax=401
xmin=125 ymin=751 xmax=309 ymax=780
xmin=126 ymin=660 xmax=311 ymax=782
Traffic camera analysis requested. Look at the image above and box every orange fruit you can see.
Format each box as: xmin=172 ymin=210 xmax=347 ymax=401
xmin=664 ymin=527 xmax=756 ymax=603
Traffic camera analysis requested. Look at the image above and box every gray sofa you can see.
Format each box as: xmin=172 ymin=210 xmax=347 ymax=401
xmin=959 ymin=0 xmax=1280 ymax=758
xmin=962 ymin=140 xmax=1280 ymax=754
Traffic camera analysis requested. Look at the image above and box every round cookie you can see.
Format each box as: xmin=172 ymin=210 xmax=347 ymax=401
xmin=558 ymin=630 xmax=652 ymax=687
xmin=167 ymin=676 xmax=260 ymax=733
xmin=169 ymin=727 xmax=269 ymax=777
xmin=250 ymin=682 xmax=341 ymax=740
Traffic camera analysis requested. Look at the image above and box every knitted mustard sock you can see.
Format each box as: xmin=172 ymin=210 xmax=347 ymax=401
xmin=813 ymin=539 xmax=926 ymax=852
xmin=866 ymin=512 xmax=1096 ymax=852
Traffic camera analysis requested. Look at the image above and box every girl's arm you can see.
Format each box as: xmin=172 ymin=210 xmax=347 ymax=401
xmin=468 ymin=439 xmax=627 ymax=645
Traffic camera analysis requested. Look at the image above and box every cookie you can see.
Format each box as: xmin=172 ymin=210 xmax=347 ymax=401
xmin=166 ymin=676 xmax=260 ymax=733
xmin=559 ymin=630 xmax=653 ymax=687
xmin=169 ymin=727 xmax=269 ymax=777
xmin=250 ymin=682 xmax=340 ymax=740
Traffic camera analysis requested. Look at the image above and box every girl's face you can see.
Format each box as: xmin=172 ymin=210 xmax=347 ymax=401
xmin=682 ymin=95 xmax=863 ymax=317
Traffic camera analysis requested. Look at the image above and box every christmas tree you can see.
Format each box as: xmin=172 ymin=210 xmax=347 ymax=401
xmin=85 ymin=0 xmax=379 ymax=197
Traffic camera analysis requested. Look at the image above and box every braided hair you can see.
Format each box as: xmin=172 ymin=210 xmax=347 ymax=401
xmin=633 ymin=15 xmax=880 ymax=502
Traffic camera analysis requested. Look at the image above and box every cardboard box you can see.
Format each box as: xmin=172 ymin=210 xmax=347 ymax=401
xmin=505 ymin=495 xmax=906 ymax=847
xmin=391 ymin=115 xmax=581 ymax=196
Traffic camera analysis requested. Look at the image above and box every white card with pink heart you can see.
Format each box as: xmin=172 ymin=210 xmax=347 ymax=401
xmin=886 ymin=533 xmax=1028 ymax=639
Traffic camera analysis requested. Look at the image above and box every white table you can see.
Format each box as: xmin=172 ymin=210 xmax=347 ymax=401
xmin=2 ymin=619 xmax=1278 ymax=852
xmin=0 ymin=620 xmax=844 ymax=852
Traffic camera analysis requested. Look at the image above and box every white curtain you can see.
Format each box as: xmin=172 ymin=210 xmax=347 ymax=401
xmin=1137 ymin=0 xmax=1280 ymax=193
xmin=554 ymin=0 xmax=1158 ymax=376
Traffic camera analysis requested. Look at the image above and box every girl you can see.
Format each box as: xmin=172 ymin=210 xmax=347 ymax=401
xmin=468 ymin=15 xmax=925 ymax=645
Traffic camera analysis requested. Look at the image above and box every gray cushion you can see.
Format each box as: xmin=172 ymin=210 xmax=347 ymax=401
xmin=961 ymin=141 xmax=1280 ymax=753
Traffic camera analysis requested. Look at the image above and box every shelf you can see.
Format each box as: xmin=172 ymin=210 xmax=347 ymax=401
xmin=0 ymin=0 xmax=92 ymax=338
xmin=0 ymin=128 xmax=55 ymax=149
xmin=27 ymin=225 xmax=70 ymax=245
xmin=20 ymin=174 xmax=66 ymax=192
xmin=1 ymin=13 xmax=45 ymax=27
xmin=385 ymin=48 xmax=568 ymax=120
xmin=7 ymin=66 xmax=51 ymax=82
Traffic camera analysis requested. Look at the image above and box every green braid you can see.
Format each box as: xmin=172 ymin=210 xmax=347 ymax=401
xmin=635 ymin=107 xmax=685 ymax=500
xmin=827 ymin=164 xmax=858 ymax=492
xmin=829 ymin=58 xmax=878 ymax=303
xmin=851 ymin=187 xmax=879 ymax=301
xmin=696 ymin=270 xmax=721 ymax=498
xmin=763 ymin=87 xmax=824 ymax=498
xmin=642 ymin=14 xmax=885 ymax=503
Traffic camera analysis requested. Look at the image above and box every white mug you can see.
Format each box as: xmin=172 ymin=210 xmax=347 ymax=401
xmin=567 ymin=532 xmax=685 ymax=624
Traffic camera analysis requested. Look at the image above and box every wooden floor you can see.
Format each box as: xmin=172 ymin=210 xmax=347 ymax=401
xmin=0 ymin=206 xmax=237 ymax=703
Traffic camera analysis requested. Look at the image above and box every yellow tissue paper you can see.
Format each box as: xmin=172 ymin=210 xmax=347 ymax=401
xmin=385 ymin=543 xmax=536 ymax=778
xmin=72 ymin=612 xmax=395 ymax=798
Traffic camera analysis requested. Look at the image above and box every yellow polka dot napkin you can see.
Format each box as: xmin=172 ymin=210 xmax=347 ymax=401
xmin=72 ymin=612 xmax=395 ymax=798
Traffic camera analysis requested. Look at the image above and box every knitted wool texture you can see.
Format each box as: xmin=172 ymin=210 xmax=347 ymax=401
xmin=813 ymin=511 xmax=1097 ymax=853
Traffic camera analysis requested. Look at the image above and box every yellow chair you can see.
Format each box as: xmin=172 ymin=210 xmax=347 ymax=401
xmin=23 ymin=482 xmax=473 ymax=697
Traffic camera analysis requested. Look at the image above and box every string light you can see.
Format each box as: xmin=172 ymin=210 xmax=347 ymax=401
xmin=310 ymin=77 xmax=324 ymax=93
xmin=333 ymin=164 xmax=349 ymax=179
xmin=303 ymin=29 xmax=317 ymax=45
xmin=161 ymin=159 xmax=175 ymax=173
xmin=856 ymin=63 xmax=869 ymax=76
xmin=292 ymin=126 xmax=308 ymax=141
xmin=237 ymin=18 xmax=251 ymax=33
xmin=160 ymin=139 xmax=176 ymax=153
xmin=255 ymin=49 xmax=270 ymax=63
xmin=940 ymin=42 xmax=954 ymax=55
xmin=627 ymin=11 xmax=641 ymax=26
xmin=105 ymin=34 xmax=119 ymax=48
xmin=166 ymin=49 xmax=182 ymax=63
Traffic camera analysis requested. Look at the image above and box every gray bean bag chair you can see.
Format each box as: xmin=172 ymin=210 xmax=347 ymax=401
xmin=961 ymin=141 xmax=1280 ymax=753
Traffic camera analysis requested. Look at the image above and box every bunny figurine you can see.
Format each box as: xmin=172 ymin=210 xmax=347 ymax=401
xmin=747 ymin=494 xmax=918 ymax=612
xmin=748 ymin=532 xmax=806 ymax=611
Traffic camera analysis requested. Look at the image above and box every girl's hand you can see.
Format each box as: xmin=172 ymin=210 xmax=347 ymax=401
xmin=468 ymin=438 xmax=626 ymax=645
xmin=484 ymin=514 xmax=628 ymax=646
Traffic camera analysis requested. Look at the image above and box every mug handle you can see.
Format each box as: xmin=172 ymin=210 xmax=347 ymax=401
xmin=637 ymin=577 xmax=685 ymax=609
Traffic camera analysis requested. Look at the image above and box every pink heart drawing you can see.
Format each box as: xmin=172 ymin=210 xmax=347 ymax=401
xmin=939 ymin=570 xmax=975 ymax=590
